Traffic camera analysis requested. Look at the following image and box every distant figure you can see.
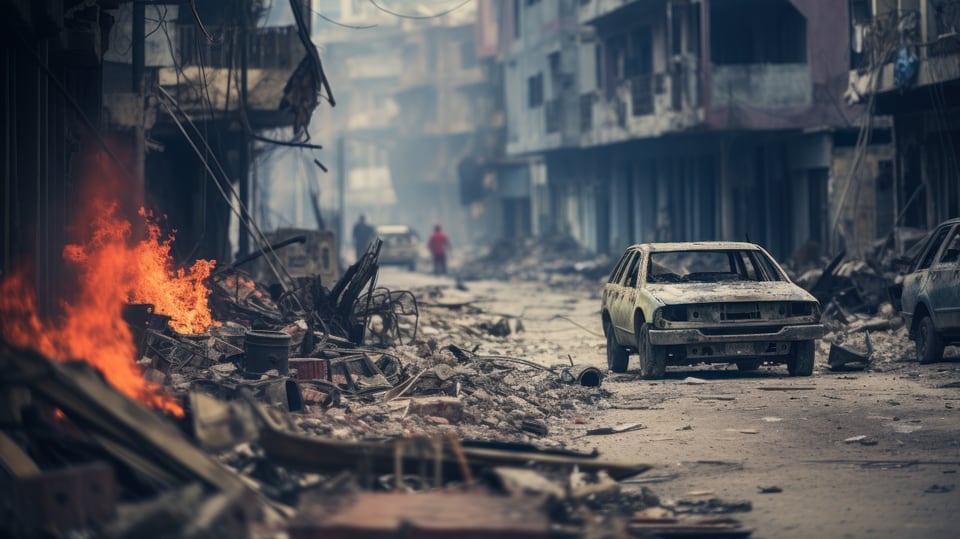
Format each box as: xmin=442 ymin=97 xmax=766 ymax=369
xmin=352 ymin=215 xmax=374 ymax=261
xmin=428 ymin=223 xmax=451 ymax=275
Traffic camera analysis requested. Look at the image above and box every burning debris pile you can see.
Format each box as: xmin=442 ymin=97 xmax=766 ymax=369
xmin=0 ymin=228 xmax=751 ymax=537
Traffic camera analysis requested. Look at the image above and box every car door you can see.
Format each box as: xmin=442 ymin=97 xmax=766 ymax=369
xmin=612 ymin=252 xmax=642 ymax=343
xmin=603 ymin=252 xmax=631 ymax=316
xmin=928 ymin=224 xmax=960 ymax=331
xmin=903 ymin=224 xmax=952 ymax=322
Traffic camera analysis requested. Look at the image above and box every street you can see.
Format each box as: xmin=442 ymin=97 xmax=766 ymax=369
xmin=379 ymin=266 xmax=960 ymax=539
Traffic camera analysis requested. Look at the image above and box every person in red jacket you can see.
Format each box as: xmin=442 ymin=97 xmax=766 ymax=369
xmin=427 ymin=223 xmax=451 ymax=275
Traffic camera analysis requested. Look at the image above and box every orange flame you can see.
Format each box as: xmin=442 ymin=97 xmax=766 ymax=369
xmin=0 ymin=154 xmax=220 ymax=417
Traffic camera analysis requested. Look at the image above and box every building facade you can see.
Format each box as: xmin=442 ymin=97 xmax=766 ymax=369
xmin=475 ymin=0 xmax=896 ymax=261
xmin=848 ymin=0 xmax=960 ymax=231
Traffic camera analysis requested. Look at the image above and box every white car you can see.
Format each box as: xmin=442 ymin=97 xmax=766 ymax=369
xmin=601 ymin=242 xmax=824 ymax=379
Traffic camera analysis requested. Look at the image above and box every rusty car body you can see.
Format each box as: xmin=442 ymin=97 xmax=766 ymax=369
xmin=899 ymin=217 xmax=960 ymax=364
xmin=601 ymin=242 xmax=824 ymax=379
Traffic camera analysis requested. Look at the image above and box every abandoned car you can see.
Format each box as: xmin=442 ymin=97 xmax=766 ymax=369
xmin=376 ymin=225 xmax=420 ymax=270
xmin=601 ymin=242 xmax=824 ymax=379
xmin=899 ymin=217 xmax=960 ymax=364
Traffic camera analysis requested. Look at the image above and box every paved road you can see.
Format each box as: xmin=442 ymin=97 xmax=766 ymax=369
xmin=378 ymin=266 xmax=960 ymax=539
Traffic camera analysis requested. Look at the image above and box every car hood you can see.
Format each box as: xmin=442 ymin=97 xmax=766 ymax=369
xmin=646 ymin=281 xmax=817 ymax=305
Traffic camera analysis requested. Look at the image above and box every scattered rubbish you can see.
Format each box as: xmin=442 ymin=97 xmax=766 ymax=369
xmin=924 ymin=484 xmax=954 ymax=494
xmin=672 ymin=498 xmax=753 ymax=515
xmin=844 ymin=435 xmax=869 ymax=443
xmin=761 ymin=417 xmax=784 ymax=422
xmin=757 ymin=386 xmax=817 ymax=391
xmin=682 ymin=377 xmax=709 ymax=385
xmin=828 ymin=332 xmax=873 ymax=371
xmin=583 ymin=423 xmax=647 ymax=436
xmin=758 ymin=486 xmax=783 ymax=494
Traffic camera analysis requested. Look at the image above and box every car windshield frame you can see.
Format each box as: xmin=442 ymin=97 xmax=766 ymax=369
xmin=645 ymin=249 xmax=784 ymax=284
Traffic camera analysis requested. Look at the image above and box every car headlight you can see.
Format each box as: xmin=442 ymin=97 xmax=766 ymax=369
xmin=653 ymin=308 xmax=665 ymax=328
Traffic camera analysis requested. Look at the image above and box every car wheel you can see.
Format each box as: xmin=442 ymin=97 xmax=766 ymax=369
xmin=638 ymin=324 xmax=666 ymax=379
xmin=605 ymin=322 xmax=629 ymax=373
xmin=787 ymin=340 xmax=815 ymax=376
xmin=916 ymin=315 xmax=944 ymax=364
xmin=736 ymin=359 xmax=761 ymax=371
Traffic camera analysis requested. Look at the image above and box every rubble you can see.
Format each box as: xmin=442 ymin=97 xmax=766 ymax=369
xmin=458 ymin=234 xmax=611 ymax=294
xmin=0 ymin=241 xmax=756 ymax=538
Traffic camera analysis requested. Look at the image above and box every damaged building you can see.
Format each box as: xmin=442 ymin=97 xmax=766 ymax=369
xmin=848 ymin=0 xmax=960 ymax=232
xmin=471 ymin=0 xmax=899 ymax=260
xmin=310 ymin=1 xmax=487 ymax=250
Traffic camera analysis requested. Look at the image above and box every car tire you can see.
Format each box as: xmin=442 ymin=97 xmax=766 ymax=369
xmin=638 ymin=324 xmax=666 ymax=379
xmin=787 ymin=340 xmax=815 ymax=376
xmin=605 ymin=322 xmax=629 ymax=373
xmin=736 ymin=359 xmax=761 ymax=371
xmin=916 ymin=315 xmax=944 ymax=365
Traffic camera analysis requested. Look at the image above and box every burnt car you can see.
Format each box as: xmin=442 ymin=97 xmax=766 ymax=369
xmin=601 ymin=242 xmax=824 ymax=379
xmin=899 ymin=218 xmax=960 ymax=364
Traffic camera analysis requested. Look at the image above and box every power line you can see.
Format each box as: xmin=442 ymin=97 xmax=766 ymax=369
xmin=367 ymin=0 xmax=473 ymax=20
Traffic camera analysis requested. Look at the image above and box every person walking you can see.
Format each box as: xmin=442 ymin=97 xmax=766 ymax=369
xmin=427 ymin=223 xmax=450 ymax=275
xmin=352 ymin=215 xmax=374 ymax=261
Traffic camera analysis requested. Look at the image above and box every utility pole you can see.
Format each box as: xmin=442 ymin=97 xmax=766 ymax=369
xmin=238 ymin=0 xmax=250 ymax=257
xmin=132 ymin=0 xmax=146 ymax=223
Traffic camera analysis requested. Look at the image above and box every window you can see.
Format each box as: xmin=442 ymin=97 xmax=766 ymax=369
xmin=624 ymin=253 xmax=642 ymax=288
xmin=647 ymin=250 xmax=784 ymax=283
xmin=548 ymin=51 xmax=561 ymax=76
xmin=527 ymin=73 xmax=543 ymax=108
xmin=513 ymin=0 xmax=521 ymax=38
xmin=710 ymin=0 xmax=807 ymax=65
xmin=609 ymin=252 xmax=633 ymax=283
xmin=916 ymin=226 xmax=952 ymax=270
xmin=938 ymin=228 xmax=960 ymax=265
xmin=526 ymin=0 xmax=541 ymax=5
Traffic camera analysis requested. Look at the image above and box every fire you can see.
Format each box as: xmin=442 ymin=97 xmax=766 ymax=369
xmin=0 ymin=153 xmax=219 ymax=417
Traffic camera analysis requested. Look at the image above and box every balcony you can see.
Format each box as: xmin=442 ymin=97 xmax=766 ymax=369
xmin=580 ymin=65 xmax=702 ymax=147
xmin=850 ymin=5 xmax=960 ymax=98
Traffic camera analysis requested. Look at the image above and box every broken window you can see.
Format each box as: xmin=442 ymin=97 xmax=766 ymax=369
xmin=916 ymin=226 xmax=952 ymax=270
xmin=709 ymin=0 xmax=807 ymax=65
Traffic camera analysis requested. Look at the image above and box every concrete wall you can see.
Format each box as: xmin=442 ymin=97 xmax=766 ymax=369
xmin=711 ymin=63 xmax=812 ymax=109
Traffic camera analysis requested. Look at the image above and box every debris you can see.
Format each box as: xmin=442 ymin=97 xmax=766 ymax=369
xmin=924 ymin=484 xmax=954 ymax=494
xmin=828 ymin=332 xmax=874 ymax=371
xmin=520 ymin=418 xmax=549 ymax=436
xmin=244 ymin=330 xmax=292 ymax=374
xmin=757 ymin=386 xmax=817 ymax=391
xmin=844 ymin=435 xmax=868 ymax=443
xmin=758 ymin=486 xmax=783 ymax=494
xmin=584 ymin=423 xmax=647 ymax=436
xmin=682 ymin=377 xmax=709 ymax=385
xmin=289 ymin=490 xmax=552 ymax=538
xmin=405 ymin=396 xmax=464 ymax=424
xmin=558 ymin=364 xmax=604 ymax=387
xmin=672 ymin=498 xmax=753 ymax=515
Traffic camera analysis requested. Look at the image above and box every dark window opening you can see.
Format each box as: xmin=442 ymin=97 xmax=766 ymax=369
xmin=528 ymin=73 xmax=543 ymax=108
xmin=513 ymin=0 xmax=521 ymax=38
xmin=709 ymin=0 xmax=807 ymax=65
xmin=545 ymin=99 xmax=561 ymax=133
